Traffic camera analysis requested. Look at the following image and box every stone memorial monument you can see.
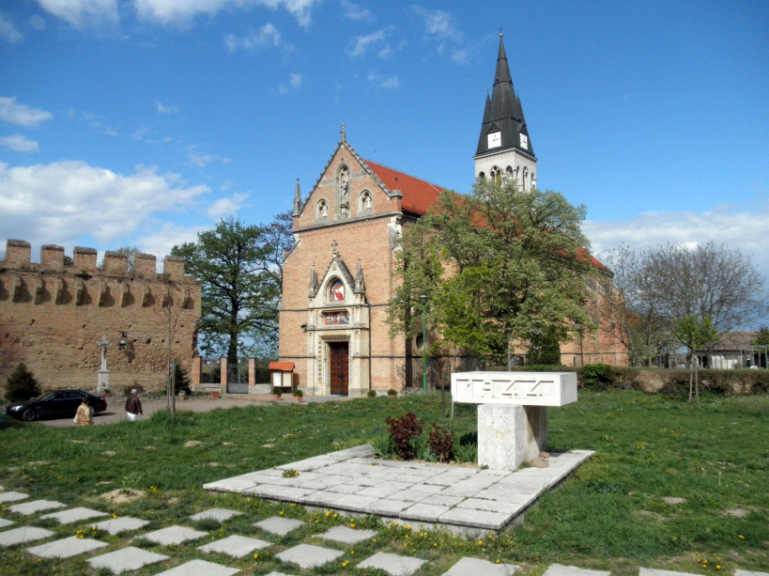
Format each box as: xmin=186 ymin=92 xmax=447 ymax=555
xmin=451 ymin=371 xmax=578 ymax=471
xmin=96 ymin=335 xmax=111 ymax=393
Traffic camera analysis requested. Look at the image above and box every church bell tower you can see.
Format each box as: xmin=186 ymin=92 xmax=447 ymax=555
xmin=474 ymin=35 xmax=537 ymax=191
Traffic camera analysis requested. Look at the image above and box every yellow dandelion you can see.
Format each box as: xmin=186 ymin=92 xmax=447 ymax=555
xmin=738 ymin=535 xmax=745 ymax=539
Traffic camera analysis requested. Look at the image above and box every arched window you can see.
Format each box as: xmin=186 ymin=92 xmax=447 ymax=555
xmin=316 ymin=199 xmax=329 ymax=222
xmin=359 ymin=190 xmax=373 ymax=215
xmin=490 ymin=166 xmax=501 ymax=183
xmin=522 ymin=167 xmax=529 ymax=191
xmin=328 ymin=279 xmax=345 ymax=302
xmin=505 ymin=166 xmax=513 ymax=181
xmin=478 ymin=172 xmax=486 ymax=180
xmin=531 ymin=173 xmax=537 ymax=189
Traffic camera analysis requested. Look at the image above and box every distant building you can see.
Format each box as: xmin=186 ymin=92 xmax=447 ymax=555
xmin=695 ymin=331 xmax=767 ymax=369
xmin=278 ymin=36 xmax=627 ymax=397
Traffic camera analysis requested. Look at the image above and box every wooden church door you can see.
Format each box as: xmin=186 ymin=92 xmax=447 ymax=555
xmin=329 ymin=342 xmax=349 ymax=395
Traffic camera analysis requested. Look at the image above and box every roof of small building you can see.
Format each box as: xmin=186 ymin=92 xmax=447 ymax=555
xmin=700 ymin=331 xmax=760 ymax=352
xmin=269 ymin=361 xmax=295 ymax=371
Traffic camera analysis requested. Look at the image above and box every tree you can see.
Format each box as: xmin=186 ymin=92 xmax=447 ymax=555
xmin=388 ymin=178 xmax=595 ymax=368
xmin=673 ymin=314 xmax=717 ymax=402
xmin=602 ymin=242 xmax=769 ymax=366
xmin=751 ymin=326 xmax=769 ymax=347
xmin=116 ymin=245 xmax=141 ymax=274
xmin=171 ymin=214 xmax=292 ymax=362
xmin=5 ymin=363 xmax=41 ymax=402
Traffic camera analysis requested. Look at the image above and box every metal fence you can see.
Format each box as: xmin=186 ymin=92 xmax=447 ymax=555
xmin=200 ymin=359 xmax=221 ymax=384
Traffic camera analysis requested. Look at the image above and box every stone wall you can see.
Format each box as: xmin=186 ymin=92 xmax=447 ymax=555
xmin=0 ymin=240 xmax=201 ymax=394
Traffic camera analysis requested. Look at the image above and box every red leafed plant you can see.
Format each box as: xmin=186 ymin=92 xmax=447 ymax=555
xmin=385 ymin=412 xmax=424 ymax=460
xmin=427 ymin=424 xmax=455 ymax=462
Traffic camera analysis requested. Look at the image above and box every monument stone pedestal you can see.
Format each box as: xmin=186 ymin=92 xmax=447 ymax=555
xmin=451 ymin=371 xmax=577 ymax=472
xmin=97 ymin=370 xmax=110 ymax=393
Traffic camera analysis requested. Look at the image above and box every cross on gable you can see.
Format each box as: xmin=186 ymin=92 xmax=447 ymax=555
xmin=96 ymin=335 xmax=111 ymax=347
xmin=331 ymin=240 xmax=338 ymax=256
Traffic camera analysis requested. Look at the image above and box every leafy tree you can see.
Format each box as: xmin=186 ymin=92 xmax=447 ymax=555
xmin=5 ymin=363 xmax=41 ymax=402
xmin=171 ymin=214 xmax=292 ymax=362
xmin=673 ymin=314 xmax=718 ymax=402
xmin=527 ymin=326 xmax=563 ymax=366
xmin=388 ymin=178 xmax=595 ymax=368
xmin=116 ymin=245 xmax=141 ymax=274
xmin=751 ymin=326 xmax=769 ymax=347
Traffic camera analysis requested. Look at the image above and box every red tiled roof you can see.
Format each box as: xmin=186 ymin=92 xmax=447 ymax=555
xmin=363 ymin=158 xmax=610 ymax=274
xmin=364 ymin=159 xmax=445 ymax=216
xmin=269 ymin=362 xmax=294 ymax=372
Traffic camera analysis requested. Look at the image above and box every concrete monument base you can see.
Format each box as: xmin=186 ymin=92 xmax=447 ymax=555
xmin=478 ymin=405 xmax=547 ymax=471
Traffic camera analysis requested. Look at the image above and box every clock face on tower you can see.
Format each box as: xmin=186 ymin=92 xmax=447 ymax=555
xmin=487 ymin=131 xmax=501 ymax=149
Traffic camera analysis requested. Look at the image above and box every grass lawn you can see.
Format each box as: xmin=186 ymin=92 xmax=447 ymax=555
xmin=0 ymin=390 xmax=767 ymax=575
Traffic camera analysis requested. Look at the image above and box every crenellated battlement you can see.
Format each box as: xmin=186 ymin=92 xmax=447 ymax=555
xmin=1 ymin=239 xmax=192 ymax=282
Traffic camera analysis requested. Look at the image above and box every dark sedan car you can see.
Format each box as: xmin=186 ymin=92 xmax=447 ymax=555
xmin=3 ymin=390 xmax=107 ymax=422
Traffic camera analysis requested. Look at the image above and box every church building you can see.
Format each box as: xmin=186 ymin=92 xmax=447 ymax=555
xmin=278 ymin=36 xmax=627 ymax=397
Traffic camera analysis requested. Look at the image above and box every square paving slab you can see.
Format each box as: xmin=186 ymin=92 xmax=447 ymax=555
xmin=41 ymin=507 xmax=108 ymax=524
xmin=0 ymin=491 xmax=28 ymax=504
xmin=0 ymin=526 xmax=55 ymax=547
xmin=316 ymin=525 xmax=377 ymax=544
xmin=0 ymin=518 xmax=14 ymax=529
xmin=276 ymin=543 xmax=344 ymax=569
xmin=264 ymin=572 xmax=296 ymax=576
xmin=87 ymin=546 xmax=169 ymax=574
xmin=640 ymin=570 xmax=698 ymax=576
xmin=153 ymin=559 xmax=240 ymax=576
xmin=91 ymin=516 xmax=150 ymax=535
xmin=9 ymin=499 xmax=66 ymax=515
xmin=543 ymin=565 xmax=611 ymax=576
xmin=190 ymin=508 xmax=243 ymax=522
xmin=443 ymin=557 xmax=519 ymax=576
xmin=142 ymin=525 xmax=208 ymax=546
xmin=206 ymin=445 xmax=593 ymax=534
xmin=198 ymin=534 xmax=272 ymax=557
xmin=357 ymin=552 xmax=427 ymax=576
xmin=735 ymin=571 xmax=769 ymax=576
xmin=254 ymin=516 xmax=305 ymax=536
xmin=27 ymin=535 xmax=108 ymax=558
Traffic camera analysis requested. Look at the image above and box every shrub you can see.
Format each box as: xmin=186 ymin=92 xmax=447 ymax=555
xmin=5 ymin=363 xmax=41 ymax=402
xmin=371 ymin=435 xmax=397 ymax=459
xmin=387 ymin=389 xmax=397 ymax=397
xmin=272 ymin=387 xmax=282 ymax=396
xmin=367 ymin=390 xmax=377 ymax=398
xmin=292 ymin=389 xmax=303 ymax=397
xmin=455 ymin=431 xmax=478 ymax=463
xmin=427 ymin=424 xmax=455 ymax=462
xmin=581 ymin=363 xmax=616 ymax=390
xmin=174 ymin=363 xmax=191 ymax=394
xmin=385 ymin=412 xmax=423 ymax=460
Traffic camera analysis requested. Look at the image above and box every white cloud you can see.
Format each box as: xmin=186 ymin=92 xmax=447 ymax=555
xmin=349 ymin=28 xmax=391 ymax=59
xmin=0 ymin=160 xmax=208 ymax=247
xmin=35 ymin=0 xmax=119 ymax=28
xmin=584 ymin=203 xmax=769 ymax=281
xmin=155 ymin=100 xmax=179 ymax=114
xmin=411 ymin=6 xmax=471 ymax=65
xmin=0 ymin=134 xmax=40 ymax=153
xmin=0 ymin=97 xmax=53 ymax=127
xmin=29 ymin=15 xmax=46 ymax=31
xmin=278 ymin=72 xmax=303 ymax=93
xmin=224 ymin=23 xmax=283 ymax=53
xmin=134 ymin=221 xmax=209 ymax=258
xmin=367 ymin=72 xmax=399 ymax=89
xmin=67 ymin=108 xmax=117 ymax=136
xmin=0 ymin=14 xmax=23 ymax=43
xmin=136 ymin=0 xmax=320 ymax=28
xmin=340 ymin=0 xmax=371 ymax=22
xmin=220 ymin=179 xmax=232 ymax=191
xmin=188 ymin=151 xmax=214 ymax=168
xmin=206 ymin=192 xmax=249 ymax=218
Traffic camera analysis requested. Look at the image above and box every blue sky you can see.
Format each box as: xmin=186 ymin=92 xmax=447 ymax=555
xmin=1 ymin=1 xmax=768 ymax=287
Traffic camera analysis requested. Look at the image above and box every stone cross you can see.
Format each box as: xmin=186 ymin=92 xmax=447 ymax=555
xmin=96 ymin=335 xmax=111 ymax=392
xmin=341 ymin=124 xmax=346 ymax=141
xmin=451 ymin=371 xmax=578 ymax=471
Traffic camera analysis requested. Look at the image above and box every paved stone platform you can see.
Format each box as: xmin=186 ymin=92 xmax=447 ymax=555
xmin=27 ymin=535 xmax=108 ymax=558
xmin=143 ymin=525 xmax=208 ymax=546
xmin=154 ymin=559 xmax=240 ymax=575
xmin=9 ymin=499 xmax=66 ymax=515
xmin=358 ymin=551 xmax=427 ymax=576
xmin=276 ymin=543 xmax=344 ymax=569
xmin=198 ymin=534 xmax=272 ymax=557
xmin=204 ymin=445 xmax=593 ymax=534
xmin=41 ymin=506 xmax=108 ymax=524
xmin=0 ymin=526 xmax=55 ymax=547
xmin=87 ymin=546 xmax=169 ymax=573
xmin=91 ymin=516 xmax=150 ymax=535
xmin=190 ymin=508 xmax=243 ymax=522
xmin=0 ymin=491 xmax=28 ymax=504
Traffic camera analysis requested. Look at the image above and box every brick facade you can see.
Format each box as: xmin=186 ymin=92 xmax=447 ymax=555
xmin=0 ymin=240 xmax=201 ymax=393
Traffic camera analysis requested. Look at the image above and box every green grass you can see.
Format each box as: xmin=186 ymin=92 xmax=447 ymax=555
xmin=0 ymin=391 xmax=767 ymax=575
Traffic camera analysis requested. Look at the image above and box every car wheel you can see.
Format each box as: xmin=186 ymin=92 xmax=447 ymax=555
xmin=22 ymin=408 xmax=37 ymax=422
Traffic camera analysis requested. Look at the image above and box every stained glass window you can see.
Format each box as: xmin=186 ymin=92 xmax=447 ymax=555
xmin=329 ymin=279 xmax=345 ymax=301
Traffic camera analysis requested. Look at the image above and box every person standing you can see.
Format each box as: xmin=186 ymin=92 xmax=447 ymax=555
xmin=125 ymin=389 xmax=143 ymax=422
xmin=75 ymin=397 xmax=93 ymax=426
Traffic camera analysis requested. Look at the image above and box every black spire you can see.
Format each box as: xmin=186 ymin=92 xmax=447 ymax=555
xmin=475 ymin=35 xmax=534 ymax=158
